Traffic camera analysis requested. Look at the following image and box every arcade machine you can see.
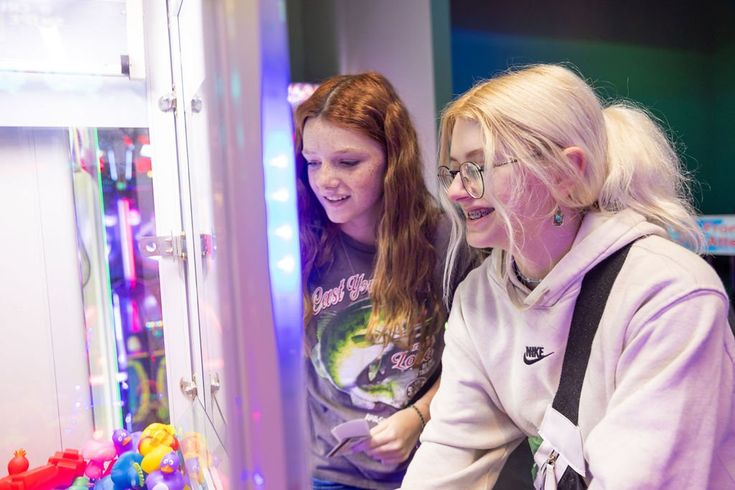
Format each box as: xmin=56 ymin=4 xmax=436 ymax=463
xmin=1 ymin=0 xmax=306 ymax=488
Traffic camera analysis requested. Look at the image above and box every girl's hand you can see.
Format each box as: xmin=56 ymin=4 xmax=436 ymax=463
xmin=354 ymin=406 xmax=426 ymax=465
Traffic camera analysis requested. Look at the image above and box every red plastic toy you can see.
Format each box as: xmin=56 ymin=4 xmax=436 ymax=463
xmin=6 ymin=451 xmax=28 ymax=476
xmin=0 ymin=449 xmax=86 ymax=490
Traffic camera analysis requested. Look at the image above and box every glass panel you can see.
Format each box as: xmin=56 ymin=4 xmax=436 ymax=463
xmin=185 ymin=392 xmax=230 ymax=489
xmin=0 ymin=1 xmax=220 ymax=488
xmin=0 ymin=0 xmax=130 ymax=76
xmin=0 ymin=125 xmax=196 ymax=486
xmin=71 ymin=126 xmax=169 ymax=433
xmin=171 ymin=0 xmax=235 ymax=478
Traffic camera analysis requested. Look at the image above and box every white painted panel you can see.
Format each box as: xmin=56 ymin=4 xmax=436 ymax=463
xmin=0 ymin=127 xmax=92 ymax=460
xmin=0 ymin=74 xmax=148 ymax=128
xmin=34 ymin=129 xmax=94 ymax=450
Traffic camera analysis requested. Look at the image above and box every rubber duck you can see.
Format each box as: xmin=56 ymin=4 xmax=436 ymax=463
xmin=182 ymin=455 xmax=202 ymax=486
xmin=138 ymin=424 xmax=177 ymax=455
xmin=180 ymin=433 xmax=206 ymax=484
xmin=140 ymin=444 xmax=174 ymax=474
xmin=138 ymin=424 xmax=178 ymax=474
xmin=110 ymin=451 xmax=144 ymax=489
xmin=112 ymin=429 xmax=133 ymax=455
xmin=145 ymin=451 xmax=186 ymax=490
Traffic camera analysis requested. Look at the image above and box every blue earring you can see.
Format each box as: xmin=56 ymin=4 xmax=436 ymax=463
xmin=553 ymin=206 xmax=564 ymax=227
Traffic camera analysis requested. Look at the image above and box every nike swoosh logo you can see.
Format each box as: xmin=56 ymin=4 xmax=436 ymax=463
xmin=523 ymin=352 xmax=554 ymax=365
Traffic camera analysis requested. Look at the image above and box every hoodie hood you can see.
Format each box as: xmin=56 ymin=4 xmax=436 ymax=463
xmin=491 ymin=209 xmax=669 ymax=308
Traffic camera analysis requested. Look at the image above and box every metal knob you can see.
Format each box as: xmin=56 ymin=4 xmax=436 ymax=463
xmin=180 ymin=376 xmax=198 ymax=400
xmin=210 ymin=372 xmax=221 ymax=395
xmin=158 ymin=93 xmax=177 ymax=112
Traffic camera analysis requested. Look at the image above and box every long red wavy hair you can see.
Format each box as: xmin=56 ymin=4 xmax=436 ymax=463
xmin=295 ymin=72 xmax=443 ymax=355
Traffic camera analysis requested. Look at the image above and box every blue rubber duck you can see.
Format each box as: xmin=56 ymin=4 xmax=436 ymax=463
xmin=110 ymin=451 xmax=145 ymax=489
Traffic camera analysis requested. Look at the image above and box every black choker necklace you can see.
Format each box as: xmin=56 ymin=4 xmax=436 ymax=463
xmin=512 ymin=258 xmax=542 ymax=289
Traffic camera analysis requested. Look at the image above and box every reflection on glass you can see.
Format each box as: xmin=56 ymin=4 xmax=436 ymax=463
xmin=0 ymin=0 xmax=131 ymax=76
xmin=71 ymin=127 xmax=169 ymax=433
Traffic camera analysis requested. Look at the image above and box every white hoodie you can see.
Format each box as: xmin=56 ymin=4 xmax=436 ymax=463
xmin=402 ymin=209 xmax=735 ymax=489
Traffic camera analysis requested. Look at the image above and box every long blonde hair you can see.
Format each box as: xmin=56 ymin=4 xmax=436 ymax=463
xmin=439 ymin=64 xmax=703 ymax=292
xmin=295 ymin=72 xmax=444 ymax=354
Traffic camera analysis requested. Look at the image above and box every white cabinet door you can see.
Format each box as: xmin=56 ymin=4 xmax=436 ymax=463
xmin=139 ymin=0 xmax=199 ymax=436
xmin=154 ymin=0 xmax=231 ymax=480
xmin=163 ymin=0 xmax=310 ymax=487
xmin=165 ymin=0 xmax=230 ymax=469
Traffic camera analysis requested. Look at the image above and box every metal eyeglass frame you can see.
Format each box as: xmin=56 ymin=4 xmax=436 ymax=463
xmin=437 ymin=159 xmax=516 ymax=199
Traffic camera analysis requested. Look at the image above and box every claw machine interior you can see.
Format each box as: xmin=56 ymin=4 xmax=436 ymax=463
xmin=0 ymin=0 xmax=306 ymax=488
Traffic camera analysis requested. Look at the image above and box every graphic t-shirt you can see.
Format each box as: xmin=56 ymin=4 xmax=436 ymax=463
xmin=306 ymin=219 xmax=456 ymax=489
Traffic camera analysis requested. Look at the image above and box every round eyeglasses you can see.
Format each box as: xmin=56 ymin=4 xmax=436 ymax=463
xmin=438 ymin=158 xmax=517 ymax=199
xmin=437 ymin=161 xmax=485 ymax=198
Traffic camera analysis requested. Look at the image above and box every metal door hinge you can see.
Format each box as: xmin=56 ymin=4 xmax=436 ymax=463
xmin=139 ymin=234 xmax=187 ymax=261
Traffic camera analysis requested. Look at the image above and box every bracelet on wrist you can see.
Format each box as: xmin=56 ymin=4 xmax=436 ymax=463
xmin=409 ymin=404 xmax=426 ymax=430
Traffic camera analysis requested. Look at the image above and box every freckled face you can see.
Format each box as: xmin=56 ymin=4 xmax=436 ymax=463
xmin=302 ymin=117 xmax=386 ymax=242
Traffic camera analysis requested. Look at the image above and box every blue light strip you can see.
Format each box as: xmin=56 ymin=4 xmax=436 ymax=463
xmin=259 ymin=0 xmax=305 ymax=486
xmin=260 ymin=7 xmax=302 ymax=370
xmin=263 ymin=124 xmax=302 ymax=317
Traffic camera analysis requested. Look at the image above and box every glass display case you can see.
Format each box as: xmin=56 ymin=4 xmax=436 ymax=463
xmin=0 ymin=1 xmax=305 ymax=488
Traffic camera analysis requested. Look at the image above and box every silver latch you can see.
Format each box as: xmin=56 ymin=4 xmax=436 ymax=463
xmin=158 ymin=92 xmax=177 ymax=112
xmin=139 ymin=234 xmax=187 ymax=261
xmin=180 ymin=376 xmax=198 ymax=401
xmin=210 ymin=372 xmax=221 ymax=396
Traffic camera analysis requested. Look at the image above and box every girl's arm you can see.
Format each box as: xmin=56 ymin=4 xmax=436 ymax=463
xmin=360 ymin=375 xmax=441 ymax=465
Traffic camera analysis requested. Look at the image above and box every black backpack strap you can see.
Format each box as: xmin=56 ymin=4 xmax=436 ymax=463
xmin=552 ymin=242 xmax=635 ymax=424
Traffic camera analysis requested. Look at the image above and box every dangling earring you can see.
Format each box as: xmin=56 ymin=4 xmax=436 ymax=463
xmin=552 ymin=206 xmax=564 ymax=227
